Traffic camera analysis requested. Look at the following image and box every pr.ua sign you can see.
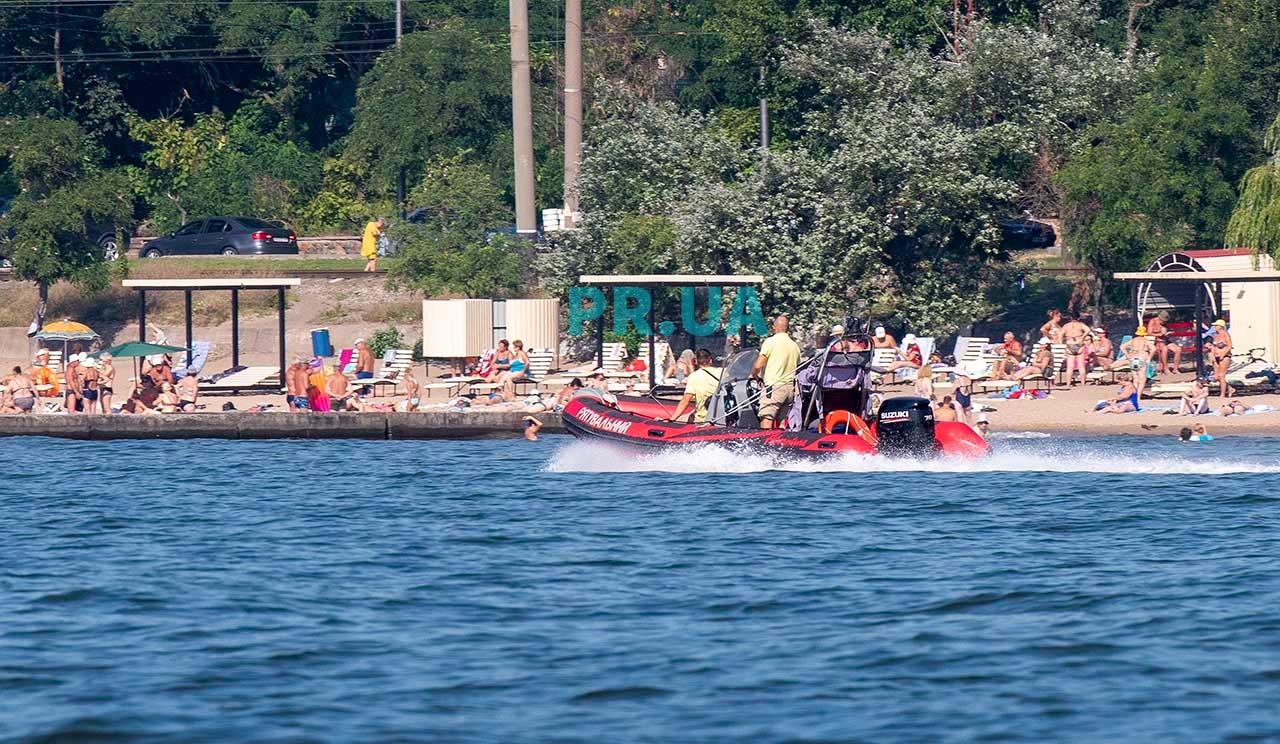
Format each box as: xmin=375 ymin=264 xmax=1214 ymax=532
xmin=568 ymin=286 xmax=768 ymax=337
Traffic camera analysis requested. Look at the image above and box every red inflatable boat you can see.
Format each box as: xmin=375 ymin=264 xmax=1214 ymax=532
xmin=562 ymin=394 xmax=989 ymax=459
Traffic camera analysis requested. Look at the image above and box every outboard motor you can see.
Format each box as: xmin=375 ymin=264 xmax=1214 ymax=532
xmin=874 ymin=396 xmax=939 ymax=457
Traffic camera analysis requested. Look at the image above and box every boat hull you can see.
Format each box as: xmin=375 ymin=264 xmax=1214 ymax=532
xmin=562 ymin=397 xmax=988 ymax=458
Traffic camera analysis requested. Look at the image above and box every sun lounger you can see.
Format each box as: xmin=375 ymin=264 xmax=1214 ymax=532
xmin=204 ymin=366 xmax=281 ymax=391
xmin=893 ymin=337 xmax=934 ymax=383
xmin=423 ymin=375 xmax=483 ymax=398
xmin=599 ymin=342 xmax=627 ymax=372
xmin=935 ymin=336 xmax=992 ymax=379
xmin=364 ymin=348 xmax=415 ymax=397
xmin=869 ymin=348 xmax=899 ymax=386
xmin=512 ymin=348 xmax=557 ymax=395
xmin=637 ymin=341 xmax=672 ymax=378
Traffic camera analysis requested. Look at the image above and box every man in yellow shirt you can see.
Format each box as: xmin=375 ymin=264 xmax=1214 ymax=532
xmin=669 ymin=349 xmax=721 ymax=423
xmin=751 ymin=314 xmax=801 ymax=428
xmin=361 ymin=218 xmax=386 ymax=272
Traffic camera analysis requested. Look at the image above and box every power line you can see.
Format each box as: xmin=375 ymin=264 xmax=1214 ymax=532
xmin=0 ymin=26 xmax=719 ymax=65
xmin=0 ymin=37 xmax=397 ymax=62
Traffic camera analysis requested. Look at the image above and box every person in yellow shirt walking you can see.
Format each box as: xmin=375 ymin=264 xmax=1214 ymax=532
xmin=361 ymin=217 xmax=386 ymax=272
xmin=669 ymin=349 xmax=722 ymax=423
xmin=751 ymin=314 xmax=801 ymax=428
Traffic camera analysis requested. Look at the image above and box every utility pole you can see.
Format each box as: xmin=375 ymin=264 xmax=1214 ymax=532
xmin=53 ymin=0 xmax=64 ymax=94
xmin=395 ymin=0 xmax=405 ymax=218
xmin=758 ymin=65 xmax=769 ymax=149
xmin=510 ymin=0 xmax=537 ymax=235
xmin=562 ymin=0 xmax=582 ymax=228
xmin=395 ymin=0 xmax=403 ymax=46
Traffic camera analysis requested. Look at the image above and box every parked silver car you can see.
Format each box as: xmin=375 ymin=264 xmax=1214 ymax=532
xmin=139 ymin=217 xmax=298 ymax=257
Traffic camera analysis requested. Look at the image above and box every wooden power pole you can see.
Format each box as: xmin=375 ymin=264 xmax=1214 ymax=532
xmin=510 ymin=0 xmax=537 ymax=235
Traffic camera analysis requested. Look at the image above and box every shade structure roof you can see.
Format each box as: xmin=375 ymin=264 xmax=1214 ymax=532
xmin=1113 ymin=270 xmax=1280 ymax=283
xmin=121 ymin=278 xmax=301 ymax=290
xmin=578 ymin=274 xmax=764 ymax=286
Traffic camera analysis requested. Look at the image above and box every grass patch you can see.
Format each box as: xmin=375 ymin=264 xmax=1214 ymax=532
xmin=127 ymin=257 xmax=365 ymax=277
xmin=359 ymin=298 xmax=421 ymax=324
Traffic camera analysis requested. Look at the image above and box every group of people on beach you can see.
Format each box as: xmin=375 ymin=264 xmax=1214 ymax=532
xmin=0 ymin=346 xmax=205 ymax=415
xmin=284 ymin=338 xmax=394 ymax=412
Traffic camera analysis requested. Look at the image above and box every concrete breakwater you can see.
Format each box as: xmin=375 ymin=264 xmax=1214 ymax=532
xmin=0 ymin=411 xmax=565 ymax=441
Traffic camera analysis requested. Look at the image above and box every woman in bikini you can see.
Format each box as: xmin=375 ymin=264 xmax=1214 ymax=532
xmin=8 ymin=366 xmax=36 ymax=414
xmin=665 ymin=350 xmax=695 ymax=383
xmin=1089 ymin=328 xmax=1114 ymax=371
xmin=98 ymin=353 xmax=115 ymax=414
xmin=1124 ymin=326 xmax=1154 ymax=399
xmin=157 ymin=382 xmax=181 ymax=413
xmin=499 ymin=340 xmax=531 ymax=398
xmin=1098 ymin=372 xmax=1139 ymax=413
xmin=1009 ymin=341 xmax=1054 ymax=383
xmin=1040 ymin=309 xmax=1064 ymax=344
xmin=485 ymin=340 xmax=512 ymax=383
xmin=1210 ymin=319 xmax=1233 ymax=398
xmin=80 ymin=357 xmax=101 ymax=413
xmin=1146 ymin=311 xmax=1181 ymax=374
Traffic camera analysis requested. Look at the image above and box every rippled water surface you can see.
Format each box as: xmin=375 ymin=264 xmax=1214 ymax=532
xmin=4 ymin=434 xmax=1280 ymax=742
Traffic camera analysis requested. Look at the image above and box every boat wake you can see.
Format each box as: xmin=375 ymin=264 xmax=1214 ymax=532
xmin=546 ymin=439 xmax=1280 ymax=476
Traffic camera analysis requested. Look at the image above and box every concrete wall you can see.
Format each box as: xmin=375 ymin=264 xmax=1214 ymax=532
xmin=0 ymin=411 xmax=566 ymax=441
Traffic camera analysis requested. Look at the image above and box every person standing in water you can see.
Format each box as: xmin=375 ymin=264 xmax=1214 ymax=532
xmin=751 ymin=315 xmax=801 ymax=429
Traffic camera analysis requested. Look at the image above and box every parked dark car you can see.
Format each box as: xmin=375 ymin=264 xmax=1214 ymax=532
xmin=1 ymin=198 xmax=124 ymax=260
xmin=999 ymin=217 xmax=1057 ymax=250
xmin=139 ymin=217 xmax=298 ymax=257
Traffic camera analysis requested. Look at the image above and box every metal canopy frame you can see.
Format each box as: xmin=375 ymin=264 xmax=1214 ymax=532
xmin=1112 ymin=270 xmax=1280 ymax=381
xmin=578 ymin=274 xmax=766 ymax=389
xmin=121 ymin=278 xmax=301 ymax=391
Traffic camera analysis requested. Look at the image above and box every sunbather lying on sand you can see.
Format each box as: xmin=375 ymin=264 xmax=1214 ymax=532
xmin=1219 ymin=400 xmax=1247 ymax=416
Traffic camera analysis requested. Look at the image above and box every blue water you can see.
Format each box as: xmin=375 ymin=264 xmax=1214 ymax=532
xmin=3 ymin=434 xmax=1280 ymax=742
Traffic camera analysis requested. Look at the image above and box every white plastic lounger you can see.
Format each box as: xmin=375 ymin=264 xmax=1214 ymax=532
xmin=205 ymin=366 xmax=280 ymax=389
xmin=364 ymin=348 xmax=415 ymax=396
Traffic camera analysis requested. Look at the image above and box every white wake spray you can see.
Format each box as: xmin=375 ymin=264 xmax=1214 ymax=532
xmin=545 ymin=438 xmax=1280 ymax=476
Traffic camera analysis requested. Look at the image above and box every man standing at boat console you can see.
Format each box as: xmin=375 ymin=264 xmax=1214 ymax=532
xmin=752 ymin=315 xmax=801 ymax=429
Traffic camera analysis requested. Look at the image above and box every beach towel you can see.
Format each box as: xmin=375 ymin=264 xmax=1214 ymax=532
xmin=338 ymin=348 xmax=355 ymax=374
xmin=174 ymin=341 xmax=212 ymax=380
xmin=308 ymin=386 xmax=331 ymax=412
xmin=475 ymin=348 xmax=496 ymax=378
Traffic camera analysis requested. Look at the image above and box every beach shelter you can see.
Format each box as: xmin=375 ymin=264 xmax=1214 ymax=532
xmin=34 ymin=320 xmax=100 ymax=368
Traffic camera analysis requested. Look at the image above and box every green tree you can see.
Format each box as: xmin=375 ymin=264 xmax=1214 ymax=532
xmin=0 ymin=117 xmax=133 ymax=331
xmin=385 ymin=154 xmax=523 ymax=298
xmin=344 ymin=24 xmax=510 ymax=194
xmin=1226 ymin=113 xmax=1280 ymax=259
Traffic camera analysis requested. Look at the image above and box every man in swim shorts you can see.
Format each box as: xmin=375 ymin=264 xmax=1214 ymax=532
xmin=1061 ymin=313 xmax=1090 ymax=386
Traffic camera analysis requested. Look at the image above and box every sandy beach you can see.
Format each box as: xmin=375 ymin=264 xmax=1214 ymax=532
xmin=15 ymin=370 xmax=1273 ymax=439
